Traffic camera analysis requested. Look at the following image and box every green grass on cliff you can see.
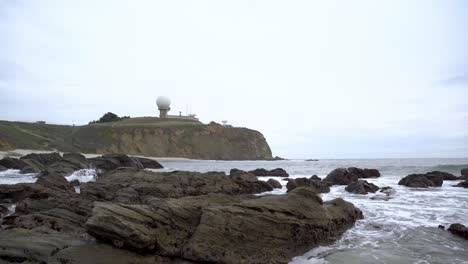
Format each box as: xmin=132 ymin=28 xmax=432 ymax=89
xmin=0 ymin=117 xmax=202 ymax=151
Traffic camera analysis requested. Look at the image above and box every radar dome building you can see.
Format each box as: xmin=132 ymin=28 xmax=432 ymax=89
xmin=156 ymin=96 xmax=198 ymax=121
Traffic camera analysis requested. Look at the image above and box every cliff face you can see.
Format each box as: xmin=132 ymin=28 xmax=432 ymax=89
xmin=0 ymin=120 xmax=272 ymax=160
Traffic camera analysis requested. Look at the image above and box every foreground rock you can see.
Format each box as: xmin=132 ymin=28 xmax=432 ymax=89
xmin=286 ymin=176 xmax=331 ymax=193
xmin=81 ymin=169 xmax=273 ymax=203
xmin=398 ymin=173 xmax=443 ymax=188
xmin=448 ymin=223 xmax=468 ymax=240
xmin=86 ymin=187 xmax=362 ymax=264
xmin=345 ymin=180 xmax=379 ymax=194
xmin=248 ymin=168 xmax=289 ymax=177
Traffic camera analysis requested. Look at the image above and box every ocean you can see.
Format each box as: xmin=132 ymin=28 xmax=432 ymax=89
xmin=1 ymin=158 xmax=468 ymax=263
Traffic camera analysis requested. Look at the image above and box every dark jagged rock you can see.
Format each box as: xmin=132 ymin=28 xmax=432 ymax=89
xmin=20 ymin=152 xmax=64 ymax=166
xmin=0 ymin=183 xmax=50 ymax=203
xmin=267 ymin=179 xmax=282 ymax=189
xmin=454 ymin=179 xmax=468 ymax=188
xmin=286 ymin=176 xmax=331 ymax=193
xmin=398 ymin=173 xmax=443 ymax=188
xmin=427 ymin=171 xmax=459 ymax=180
xmin=43 ymin=160 xmax=83 ymax=177
xmin=248 ymin=168 xmax=289 ymax=177
xmin=323 ymin=168 xmax=359 ymax=185
xmin=88 ymin=154 xmax=144 ymax=173
xmin=85 ymin=187 xmax=362 ymax=264
xmin=0 ymin=164 xmax=6 ymax=171
xmin=229 ymin=168 xmax=246 ymax=176
xmin=0 ymin=204 xmax=8 ymax=218
xmin=81 ymin=170 xmax=273 ymax=202
xmin=448 ymin=223 xmax=468 ymax=240
xmin=63 ymin=152 xmax=88 ymax=168
xmin=345 ymin=180 xmax=380 ymax=194
xmin=460 ymin=168 xmax=468 ymax=180
xmin=347 ymin=167 xmax=381 ymax=178
xmin=310 ymin=175 xmax=321 ymax=181
xmin=19 ymin=158 xmax=45 ymax=174
xmin=379 ymin=186 xmax=395 ymax=195
xmin=135 ymin=157 xmax=164 ymax=169
xmin=0 ymin=157 xmax=27 ymax=170
xmin=35 ymin=171 xmax=75 ymax=193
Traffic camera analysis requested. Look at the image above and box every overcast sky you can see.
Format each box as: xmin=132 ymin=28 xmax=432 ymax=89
xmin=1 ymin=0 xmax=467 ymax=159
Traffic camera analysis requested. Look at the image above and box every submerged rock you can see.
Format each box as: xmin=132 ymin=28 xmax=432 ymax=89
xmin=448 ymin=223 xmax=468 ymax=240
xmin=86 ymin=187 xmax=362 ymax=264
xmin=345 ymin=180 xmax=379 ymax=195
xmin=248 ymin=168 xmax=289 ymax=177
xmin=398 ymin=173 xmax=443 ymax=188
xmin=454 ymin=179 xmax=468 ymax=188
xmin=286 ymin=177 xmax=331 ymax=193
xmin=267 ymin=178 xmax=282 ymax=189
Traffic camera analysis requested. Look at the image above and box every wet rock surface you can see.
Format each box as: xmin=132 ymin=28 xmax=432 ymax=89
xmin=398 ymin=173 xmax=443 ymax=188
xmin=0 ymin=154 xmax=364 ymax=264
xmin=267 ymin=178 xmax=282 ymax=189
xmin=286 ymin=176 xmax=331 ymax=193
xmin=345 ymin=180 xmax=380 ymax=195
xmin=454 ymin=179 xmax=468 ymax=188
xmin=448 ymin=223 xmax=468 ymax=240
xmin=426 ymin=171 xmax=459 ymax=181
xmin=324 ymin=167 xmax=381 ymax=186
xmin=248 ymin=168 xmax=289 ymax=177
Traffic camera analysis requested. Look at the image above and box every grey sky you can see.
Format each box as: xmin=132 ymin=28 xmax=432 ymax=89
xmin=1 ymin=0 xmax=467 ymax=159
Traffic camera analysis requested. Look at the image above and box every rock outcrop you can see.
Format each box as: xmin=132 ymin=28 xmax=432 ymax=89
xmin=86 ymin=187 xmax=362 ymax=264
xmin=347 ymin=167 xmax=381 ymax=178
xmin=398 ymin=173 xmax=443 ymax=188
xmin=461 ymin=168 xmax=468 ymax=180
xmin=448 ymin=223 xmax=468 ymax=240
xmin=426 ymin=171 xmax=459 ymax=180
xmin=454 ymin=179 xmax=468 ymax=188
xmin=345 ymin=180 xmax=379 ymax=194
xmin=323 ymin=168 xmax=359 ymax=185
xmin=267 ymin=179 xmax=282 ymax=189
xmin=286 ymin=177 xmax=331 ymax=193
xmin=248 ymin=168 xmax=289 ymax=177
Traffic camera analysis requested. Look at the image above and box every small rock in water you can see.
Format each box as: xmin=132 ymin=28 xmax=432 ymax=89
xmin=448 ymin=223 xmax=468 ymax=240
xmin=267 ymin=179 xmax=282 ymax=189
xmin=438 ymin=225 xmax=445 ymax=230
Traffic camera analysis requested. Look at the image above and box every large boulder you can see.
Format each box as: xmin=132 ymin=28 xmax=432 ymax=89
xmin=347 ymin=167 xmax=381 ymax=178
xmin=323 ymin=168 xmax=359 ymax=185
xmin=427 ymin=171 xmax=459 ymax=180
xmin=20 ymin=152 xmax=64 ymax=166
xmin=43 ymin=160 xmax=82 ymax=177
xmin=345 ymin=180 xmax=379 ymax=194
xmin=398 ymin=173 xmax=443 ymax=188
xmin=248 ymin=168 xmax=289 ymax=177
xmin=448 ymin=223 xmax=468 ymax=240
xmin=86 ymin=187 xmax=362 ymax=264
xmin=286 ymin=177 xmax=331 ymax=193
xmin=135 ymin=157 xmax=164 ymax=169
xmin=267 ymin=179 xmax=282 ymax=189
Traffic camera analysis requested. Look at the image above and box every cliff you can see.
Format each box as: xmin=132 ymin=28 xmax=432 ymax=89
xmin=0 ymin=118 xmax=272 ymax=160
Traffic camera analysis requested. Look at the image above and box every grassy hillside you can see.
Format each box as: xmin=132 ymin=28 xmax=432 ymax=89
xmin=0 ymin=118 xmax=272 ymax=160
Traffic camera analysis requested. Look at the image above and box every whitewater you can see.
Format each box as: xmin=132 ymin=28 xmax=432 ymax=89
xmin=1 ymin=158 xmax=467 ymax=263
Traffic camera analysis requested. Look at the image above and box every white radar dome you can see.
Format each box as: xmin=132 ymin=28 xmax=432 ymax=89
xmin=156 ymin=96 xmax=171 ymax=109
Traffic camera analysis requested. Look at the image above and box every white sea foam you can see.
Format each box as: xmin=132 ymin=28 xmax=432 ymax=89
xmin=0 ymin=169 xmax=37 ymax=184
xmin=65 ymin=169 xmax=97 ymax=183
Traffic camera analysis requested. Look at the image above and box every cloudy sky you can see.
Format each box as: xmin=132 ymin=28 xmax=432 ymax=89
xmin=0 ymin=0 xmax=467 ymax=159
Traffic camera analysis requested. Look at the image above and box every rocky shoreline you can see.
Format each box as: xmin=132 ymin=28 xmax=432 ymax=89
xmin=0 ymin=153 xmax=366 ymax=264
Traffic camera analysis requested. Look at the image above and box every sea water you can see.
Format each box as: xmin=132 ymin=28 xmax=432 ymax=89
xmin=1 ymin=158 xmax=468 ymax=263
